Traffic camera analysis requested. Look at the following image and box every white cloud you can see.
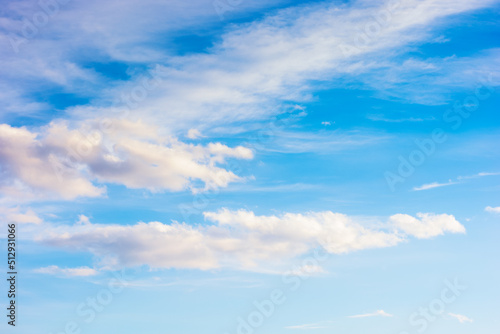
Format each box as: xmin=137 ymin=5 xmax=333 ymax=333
xmin=448 ymin=312 xmax=473 ymax=323
xmin=0 ymin=0 xmax=496 ymax=160
xmin=0 ymin=123 xmax=105 ymax=200
xmin=414 ymin=171 xmax=500 ymax=191
xmin=258 ymin=129 xmax=388 ymax=154
xmin=286 ymin=321 xmax=333 ymax=330
xmin=349 ymin=310 xmax=393 ymax=318
xmin=0 ymin=119 xmax=253 ymax=200
xmin=357 ymin=50 xmax=500 ymax=105
xmin=0 ymin=206 xmax=42 ymax=224
xmin=187 ymin=129 xmax=204 ymax=139
xmin=90 ymin=0 xmax=497 ymax=131
xmin=367 ymin=114 xmax=435 ymax=122
xmin=476 ymin=172 xmax=500 ymax=177
xmin=390 ymin=213 xmax=465 ymax=239
xmin=286 ymin=265 xmax=327 ymax=277
xmin=485 ymin=206 xmax=500 ymax=214
xmin=34 ymin=265 xmax=98 ymax=277
xmin=413 ymin=181 xmax=457 ymax=191
xmin=76 ymin=214 xmax=92 ymax=225
xmin=457 ymin=171 xmax=500 ymax=180
xmin=0 ymin=0 xmax=286 ymax=120
xmin=9 ymin=0 xmax=492 ymax=136
xmin=38 ymin=209 xmax=464 ymax=272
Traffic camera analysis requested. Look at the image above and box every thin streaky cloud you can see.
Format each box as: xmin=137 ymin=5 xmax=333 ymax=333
xmin=413 ymin=181 xmax=457 ymax=191
xmin=55 ymin=0 xmax=500 ymax=133
xmin=348 ymin=310 xmax=394 ymax=318
xmin=34 ymin=265 xmax=98 ymax=277
xmin=367 ymin=114 xmax=436 ymax=122
xmin=458 ymin=171 xmax=500 ymax=180
xmin=414 ymin=171 xmax=500 ymax=191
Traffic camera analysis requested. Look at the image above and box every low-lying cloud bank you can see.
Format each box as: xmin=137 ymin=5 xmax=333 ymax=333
xmin=38 ymin=209 xmax=465 ymax=273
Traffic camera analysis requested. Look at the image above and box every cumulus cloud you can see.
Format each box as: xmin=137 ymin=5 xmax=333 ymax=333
xmin=485 ymin=206 xmax=500 ymax=214
xmin=34 ymin=265 xmax=98 ymax=277
xmin=0 ymin=123 xmax=105 ymax=200
xmin=390 ymin=213 xmax=465 ymax=239
xmin=348 ymin=310 xmax=393 ymax=318
xmin=38 ymin=209 xmax=465 ymax=272
xmin=0 ymin=119 xmax=253 ymax=200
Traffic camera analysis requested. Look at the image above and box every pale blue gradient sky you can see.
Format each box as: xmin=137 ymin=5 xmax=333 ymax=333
xmin=0 ymin=0 xmax=499 ymax=333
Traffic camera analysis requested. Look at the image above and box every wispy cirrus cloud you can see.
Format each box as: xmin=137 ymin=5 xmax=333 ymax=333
xmin=367 ymin=114 xmax=436 ymax=123
xmin=348 ymin=310 xmax=393 ymax=318
xmin=458 ymin=171 xmax=500 ymax=180
xmin=34 ymin=265 xmax=98 ymax=277
xmin=413 ymin=180 xmax=457 ymax=191
xmin=413 ymin=171 xmax=500 ymax=191
xmin=2 ymin=0 xmax=499 ymax=131
xmin=82 ymin=0 xmax=500 ymax=132
xmin=448 ymin=312 xmax=473 ymax=323
xmin=286 ymin=321 xmax=333 ymax=330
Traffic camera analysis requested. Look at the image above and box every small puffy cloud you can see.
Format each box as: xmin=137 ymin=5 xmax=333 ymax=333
xmin=448 ymin=313 xmax=473 ymax=323
xmin=39 ymin=210 xmax=463 ymax=272
xmin=0 ymin=119 xmax=253 ymax=200
xmin=349 ymin=310 xmax=393 ymax=318
xmin=34 ymin=265 xmax=98 ymax=277
xmin=485 ymin=206 xmax=500 ymax=214
xmin=76 ymin=214 xmax=91 ymax=225
xmin=390 ymin=213 xmax=465 ymax=239
xmin=0 ymin=206 xmax=42 ymax=224
xmin=321 ymin=121 xmax=331 ymax=126
xmin=187 ymin=129 xmax=203 ymax=139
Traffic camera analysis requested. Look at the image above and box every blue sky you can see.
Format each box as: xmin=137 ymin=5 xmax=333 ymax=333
xmin=0 ymin=0 xmax=499 ymax=333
